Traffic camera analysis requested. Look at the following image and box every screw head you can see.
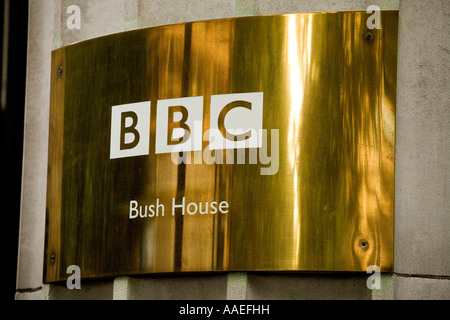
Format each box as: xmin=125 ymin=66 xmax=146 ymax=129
xmin=364 ymin=31 xmax=374 ymax=42
xmin=57 ymin=66 xmax=63 ymax=76
xmin=360 ymin=240 xmax=369 ymax=250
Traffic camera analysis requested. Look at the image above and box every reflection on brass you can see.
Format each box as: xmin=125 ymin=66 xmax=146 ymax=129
xmin=45 ymin=11 xmax=398 ymax=282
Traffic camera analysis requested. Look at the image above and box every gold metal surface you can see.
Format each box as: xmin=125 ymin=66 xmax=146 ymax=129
xmin=45 ymin=11 xmax=398 ymax=282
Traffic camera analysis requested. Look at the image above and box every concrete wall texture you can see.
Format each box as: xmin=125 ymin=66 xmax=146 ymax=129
xmin=15 ymin=0 xmax=449 ymax=300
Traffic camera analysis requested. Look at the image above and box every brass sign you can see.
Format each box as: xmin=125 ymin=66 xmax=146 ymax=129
xmin=45 ymin=11 xmax=398 ymax=282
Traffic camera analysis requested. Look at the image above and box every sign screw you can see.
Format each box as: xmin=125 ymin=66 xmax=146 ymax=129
xmin=360 ymin=240 xmax=369 ymax=250
xmin=50 ymin=253 xmax=56 ymax=264
xmin=58 ymin=66 xmax=63 ymax=76
xmin=364 ymin=31 xmax=374 ymax=42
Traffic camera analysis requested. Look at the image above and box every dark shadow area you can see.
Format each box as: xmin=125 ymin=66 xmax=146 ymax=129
xmin=0 ymin=0 xmax=29 ymax=300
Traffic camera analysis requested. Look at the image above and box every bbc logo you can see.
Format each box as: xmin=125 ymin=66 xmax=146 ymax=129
xmin=110 ymin=92 xmax=263 ymax=159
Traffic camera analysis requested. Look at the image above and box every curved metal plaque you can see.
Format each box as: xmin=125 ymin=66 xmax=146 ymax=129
xmin=45 ymin=11 xmax=398 ymax=282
